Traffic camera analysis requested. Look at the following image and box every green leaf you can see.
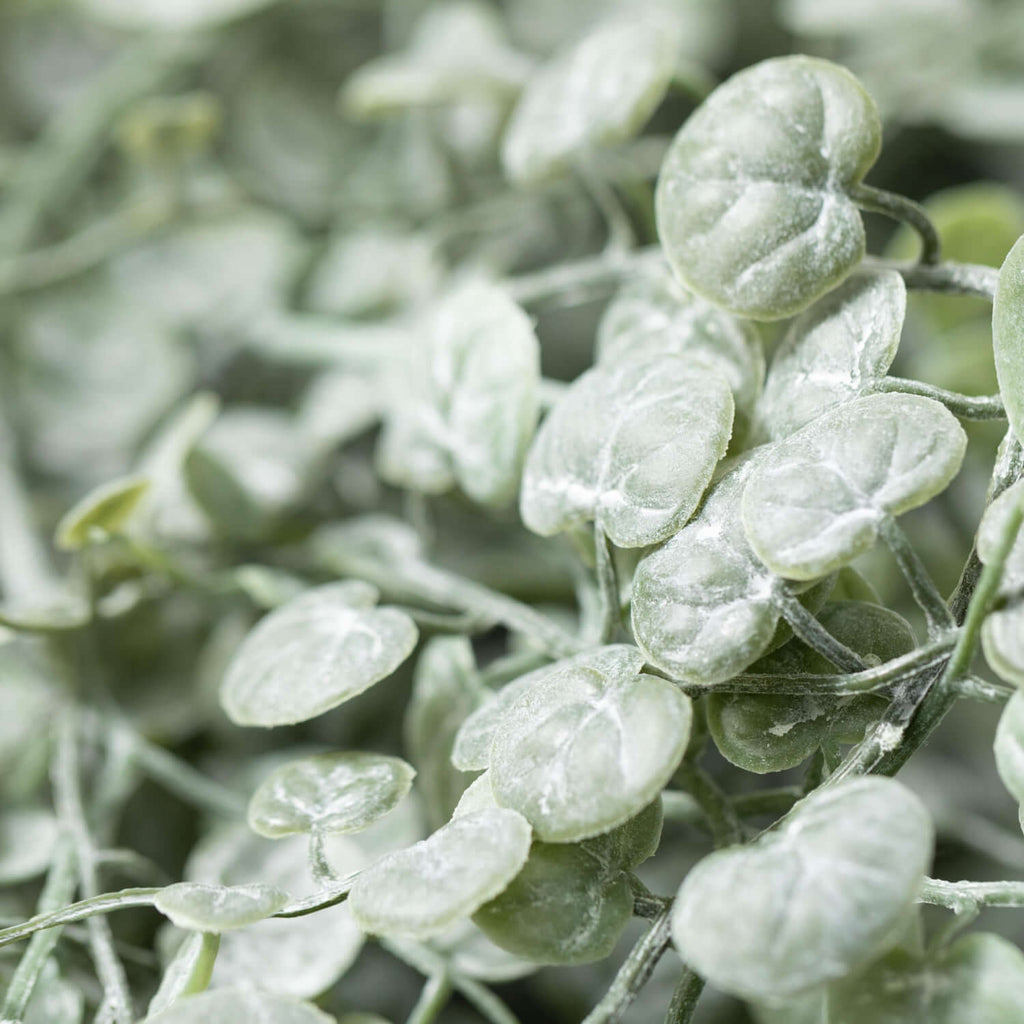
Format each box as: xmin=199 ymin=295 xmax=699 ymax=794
xmin=828 ymin=933 xmax=1024 ymax=1023
xmin=54 ymin=474 xmax=151 ymax=550
xmin=755 ymin=270 xmax=906 ymax=440
xmin=520 ymin=353 xmax=733 ymax=547
xmin=995 ymin=692 xmax=1024 ymax=805
xmin=348 ymin=808 xmax=532 ymax=939
xmin=473 ymin=800 xmax=662 ymax=965
xmin=247 ymin=752 xmax=416 ymax=839
xmin=707 ymin=602 xmax=914 ymax=773
xmin=978 ymin=480 xmax=1024 ymax=686
xmin=671 ymin=777 xmax=933 ymax=1001
xmin=146 ymin=932 xmax=219 ymax=1018
xmin=596 ymin=259 xmax=765 ymax=439
xmin=155 ymin=882 xmax=289 ymax=933
xmin=655 ymin=55 xmax=881 ymax=319
xmin=742 ymin=393 xmax=966 ymax=580
xmin=145 ymin=988 xmax=337 ymax=1024
xmin=502 ymin=11 xmax=682 ymax=183
xmin=0 ymin=807 xmax=59 ymax=884
xmin=994 ymin=234 xmax=1024 ymax=446
xmin=220 ymin=581 xmax=418 ymax=727
xmin=377 ymin=280 xmax=540 ymax=506
xmin=488 ymin=645 xmax=690 ymax=841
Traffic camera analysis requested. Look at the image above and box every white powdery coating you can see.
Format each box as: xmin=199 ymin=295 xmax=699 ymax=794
xmin=994 ymin=234 xmax=1024 ymax=446
xmin=502 ymin=11 xmax=682 ymax=183
xmin=155 ymin=882 xmax=289 ymax=933
xmin=995 ymin=693 xmax=1024 ymax=806
xmin=742 ymin=392 xmax=967 ymax=580
xmin=520 ymin=353 xmax=733 ymax=548
xmin=220 ymin=581 xmax=418 ymax=727
xmin=655 ymin=55 xmax=881 ymax=319
xmin=756 ymin=268 xmax=906 ymax=440
xmin=488 ymin=645 xmax=691 ymax=842
xmin=349 ymin=808 xmax=532 ymax=938
xmin=672 ymin=776 xmax=934 ymax=1001
xmin=146 ymin=987 xmax=336 ymax=1024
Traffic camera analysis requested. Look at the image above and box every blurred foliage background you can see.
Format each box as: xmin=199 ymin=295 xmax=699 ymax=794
xmin=2 ymin=0 xmax=1024 ymax=1021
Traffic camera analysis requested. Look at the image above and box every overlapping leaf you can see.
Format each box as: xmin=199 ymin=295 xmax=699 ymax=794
xmin=145 ymin=987 xmax=337 ymax=1024
xmin=154 ymin=882 xmax=289 ymax=933
xmin=978 ymin=480 xmax=1024 ymax=687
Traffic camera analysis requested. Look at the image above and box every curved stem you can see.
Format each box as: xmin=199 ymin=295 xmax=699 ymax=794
xmin=919 ymin=877 xmax=1024 ymax=911
xmin=850 ymin=184 xmax=941 ymax=264
xmin=873 ymin=377 xmax=1005 ymax=420
xmin=407 ymin=972 xmax=453 ymax=1024
xmin=861 ymin=255 xmax=999 ymax=300
xmin=664 ymin=969 xmax=705 ymax=1024
xmin=594 ymin=524 xmax=622 ymax=643
xmin=506 ymin=246 xmax=659 ymax=307
xmin=878 ymin=516 xmax=956 ymax=638
xmin=772 ymin=588 xmax=867 ymax=673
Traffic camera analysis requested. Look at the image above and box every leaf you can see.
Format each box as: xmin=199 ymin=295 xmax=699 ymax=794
xmin=994 ymin=237 xmax=1024 ymax=446
xmin=828 ymin=933 xmax=1024 ymax=1023
xmin=0 ymin=808 xmax=59 ymax=884
xmin=995 ymin=692 xmax=1024 ymax=806
xmin=473 ymin=800 xmax=662 ymax=965
xmin=755 ymin=269 xmax=906 ymax=440
xmin=145 ymin=987 xmax=337 ymax=1024
xmin=707 ymin=602 xmax=914 ymax=773
xmin=54 ymin=475 xmax=151 ymax=550
xmin=742 ymin=393 xmax=966 ymax=580
xmin=425 ymin=919 xmax=536 ymax=983
xmin=488 ymin=645 xmax=690 ymax=841
xmin=220 ymin=581 xmax=418 ymax=727
xmin=377 ymin=280 xmax=540 ymax=506
xmin=595 ymin=258 xmax=765 ymax=438
xmin=155 ymin=882 xmax=289 ymax=933
xmin=655 ymin=56 xmax=881 ymax=319
xmin=520 ymin=353 xmax=733 ymax=548
xmin=0 ymin=643 xmax=61 ymax=801
xmin=502 ymin=11 xmax=683 ymax=183
xmin=348 ymin=808 xmax=532 ymax=938
xmin=671 ymin=777 xmax=934 ymax=1001
xmin=978 ymin=480 xmax=1024 ymax=686
xmin=146 ymin=932 xmax=217 ymax=1018
xmin=247 ymin=752 xmax=416 ymax=839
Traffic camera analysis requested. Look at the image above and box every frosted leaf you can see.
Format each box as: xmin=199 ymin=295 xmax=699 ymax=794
xmin=672 ymin=777 xmax=933 ymax=1001
xmin=313 ymin=516 xmax=425 ymax=572
xmin=220 ymin=582 xmax=418 ymax=727
xmin=756 ymin=269 xmax=906 ymax=440
xmin=426 ymin=919 xmax=536 ymax=983
xmin=54 ymin=475 xmax=150 ymax=550
xmin=489 ymin=645 xmax=690 ymax=841
xmin=742 ymin=393 xmax=966 ymax=580
xmin=348 ymin=808 xmax=531 ymax=938
xmin=297 ymin=374 xmax=382 ymax=452
xmin=145 ymin=988 xmax=337 ymax=1024
xmin=0 ymin=808 xmax=59 ymax=884
xmin=377 ymin=280 xmax=540 ymax=507
xmin=247 ymin=752 xmax=415 ymax=839
xmin=995 ymin=235 xmax=1024 ymax=465
xmin=154 ymin=882 xmax=289 ymax=933
xmin=502 ymin=11 xmax=683 ymax=183
xmin=978 ymin=481 xmax=1024 ymax=686
xmin=829 ymin=933 xmax=1024 ymax=1023
xmin=452 ymin=772 xmax=497 ymax=818
xmin=596 ymin=259 xmax=765 ymax=435
xmin=995 ymin=693 xmax=1024 ymax=806
xmin=520 ymin=354 xmax=733 ymax=548
xmin=655 ymin=56 xmax=881 ymax=319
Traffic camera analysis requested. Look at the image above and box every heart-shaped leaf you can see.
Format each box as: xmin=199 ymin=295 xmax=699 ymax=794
xmin=502 ymin=11 xmax=682 ymax=183
xmin=520 ymin=353 xmax=733 ymax=548
xmin=742 ymin=393 xmax=966 ymax=580
xmin=247 ymin=752 xmax=416 ymax=839
xmin=145 ymin=987 xmax=337 ymax=1024
xmin=995 ymin=691 xmax=1024 ymax=806
xmin=672 ymin=777 xmax=933 ymax=1001
xmin=755 ymin=269 xmax=906 ymax=440
xmin=154 ymin=882 xmax=289 ymax=933
xmin=978 ymin=479 xmax=1024 ymax=686
xmin=348 ymin=808 xmax=531 ymax=939
xmin=655 ymin=56 xmax=881 ymax=319
xmin=489 ymin=646 xmax=690 ymax=841
xmin=993 ymin=233 xmax=1024 ymax=446
xmin=220 ymin=582 xmax=418 ymax=727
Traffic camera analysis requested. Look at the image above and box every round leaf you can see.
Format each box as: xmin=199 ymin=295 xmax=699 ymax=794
xmin=349 ymin=808 xmax=532 ymax=938
xmin=755 ymin=269 xmax=906 ymax=440
xmin=995 ymin=692 xmax=1024 ymax=806
xmin=0 ymin=808 xmax=59 ymax=884
xmin=502 ymin=12 xmax=682 ymax=184
xmin=993 ymin=233 xmax=1024 ymax=446
xmin=520 ymin=354 xmax=733 ymax=548
xmin=145 ymin=988 xmax=336 ymax=1024
xmin=54 ymin=475 xmax=151 ymax=550
xmin=742 ymin=393 xmax=967 ymax=580
xmin=489 ymin=645 xmax=691 ymax=841
xmin=220 ymin=582 xmax=418 ymax=727
xmin=154 ymin=882 xmax=289 ymax=933
xmin=655 ymin=55 xmax=881 ymax=319
xmin=671 ymin=777 xmax=934 ymax=1001
xmin=978 ymin=479 xmax=1024 ymax=686
xmin=247 ymin=752 xmax=416 ymax=839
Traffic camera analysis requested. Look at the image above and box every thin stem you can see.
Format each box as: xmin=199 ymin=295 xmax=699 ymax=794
xmin=919 ymin=877 xmax=1024 ymax=911
xmin=629 ymin=875 xmax=672 ymax=920
xmin=873 ymin=377 xmax=1005 ymax=420
xmin=582 ymin=909 xmax=673 ymax=1024
xmin=594 ymin=524 xmax=622 ymax=643
xmin=861 ymin=255 xmax=999 ymax=301
xmin=309 ymin=832 xmax=335 ymax=886
xmin=664 ymin=969 xmax=705 ymax=1024
xmin=772 ymin=588 xmax=867 ymax=673
xmin=273 ymin=873 xmax=360 ymax=918
xmin=577 ymin=162 xmax=635 ymax=252
xmin=406 ymin=972 xmax=453 ymax=1024
xmin=952 ymin=675 xmax=1014 ymax=702
xmin=878 ymin=516 xmax=956 ymax=638
xmin=674 ymin=762 xmax=743 ymax=847
xmin=850 ymin=184 xmax=941 ymax=264
xmin=505 ymin=246 xmax=658 ymax=308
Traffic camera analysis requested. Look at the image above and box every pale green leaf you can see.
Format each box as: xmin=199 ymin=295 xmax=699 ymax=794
xmin=995 ymin=692 xmax=1024 ymax=806
xmin=155 ymin=882 xmax=289 ymax=933
xmin=520 ymin=354 xmax=733 ymax=547
xmin=247 ymin=752 xmax=416 ymax=839
xmin=655 ymin=56 xmax=881 ymax=319
xmin=672 ymin=777 xmax=933 ymax=1001
xmin=0 ymin=807 xmax=59 ymax=884
xmin=489 ymin=645 xmax=690 ymax=841
xmin=993 ymin=235 xmax=1024 ymax=445
xmin=146 ymin=932 xmax=217 ymax=1018
xmin=54 ymin=475 xmax=151 ymax=550
xmin=349 ymin=808 xmax=531 ymax=938
xmin=755 ymin=270 xmax=906 ymax=440
xmin=425 ymin=919 xmax=536 ymax=983
xmin=145 ymin=988 xmax=336 ymax=1024
xmin=220 ymin=582 xmax=418 ymax=727
xmin=742 ymin=393 xmax=966 ymax=580
xmin=978 ymin=480 xmax=1024 ymax=686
